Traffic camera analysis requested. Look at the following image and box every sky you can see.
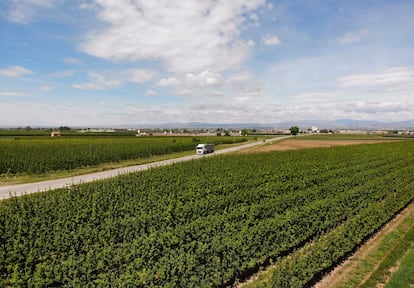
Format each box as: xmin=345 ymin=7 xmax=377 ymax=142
xmin=1 ymin=0 xmax=414 ymax=127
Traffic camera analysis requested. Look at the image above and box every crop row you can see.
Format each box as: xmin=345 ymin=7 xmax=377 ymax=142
xmin=0 ymin=136 xmax=246 ymax=175
xmin=1 ymin=141 xmax=414 ymax=287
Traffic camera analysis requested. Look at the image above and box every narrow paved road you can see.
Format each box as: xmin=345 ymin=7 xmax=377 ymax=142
xmin=0 ymin=136 xmax=291 ymax=200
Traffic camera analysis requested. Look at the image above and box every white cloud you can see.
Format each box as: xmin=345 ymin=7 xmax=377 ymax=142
xmin=0 ymin=100 xmax=125 ymax=127
xmin=80 ymin=0 xmax=265 ymax=74
xmin=227 ymin=73 xmax=254 ymax=84
xmin=155 ymin=70 xmax=242 ymax=99
xmin=0 ymin=91 xmax=29 ymax=97
xmin=185 ymin=71 xmax=224 ymax=87
xmin=227 ymin=72 xmax=266 ymax=99
xmin=263 ymin=34 xmax=281 ymax=46
xmin=157 ymin=71 xmax=225 ymax=95
xmin=72 ymin=83 xmax=106 ymax=90
xmin=338 ymin=67 xmax=414 ymax=87
xmin=48 ymin=70 xmax=75 ymax=78
xmin=0 ymin=65 xmax=32 ymax=77
xmin=62 ymin=57 xmax=82 ymax=65
xmin=126 ymin=69 xmax=154 ymax=83
xmin=73 ymin=69 xmax=154 ymax=90
xmin=338 ymin=29 xmax=368 ymax=44
xmin=250 ymin=13 xmax=259 ymax=22
xmin=73 ymin=72 xmax=122 ymax=90
xmin=145 ymin=90 xmax=157 ymax=96
xmin=337 ymin=101 xmax=408 ymax=114
xmin=6 ymin=0 xmax=59 ymax=24
xmin=37 ymin=85 xmax=54 ymax=92
xmin=0 ymin=86 xmax=52 ymax=98
xmin=157 ymin=77 xmax=180 ymax=87
xmin=2 ymin=98 xmax=413 ymax=127
xmin=79 ymin=2 xmax=98 ymax=11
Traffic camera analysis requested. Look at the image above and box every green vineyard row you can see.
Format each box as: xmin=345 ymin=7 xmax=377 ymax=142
xmin=1 ymin=141 xmax=414 ymax=287
xmin=0 ymin=136 xmax=246 ymax=175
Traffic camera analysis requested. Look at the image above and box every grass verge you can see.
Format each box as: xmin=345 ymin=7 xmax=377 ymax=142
xmin=361 ymin=222 xmax=414 ymax=287
xmin=385 ymin=244 xmax=414 ymax=287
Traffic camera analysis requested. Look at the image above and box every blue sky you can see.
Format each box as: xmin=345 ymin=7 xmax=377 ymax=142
xmin=1 ymin=0 xmax=414 ymax=127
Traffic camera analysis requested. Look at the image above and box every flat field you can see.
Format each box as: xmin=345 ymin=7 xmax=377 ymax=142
xmin=240 ymin=134 xmax=395 ymax=153
xmin=1 ymin=141 xmax=414 ymax=287
xmin=0 ymin=136 xmax=247 ymax=176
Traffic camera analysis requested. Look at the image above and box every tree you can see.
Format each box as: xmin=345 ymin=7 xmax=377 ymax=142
xmin=289 ymin=126 xmax=299 ymax=136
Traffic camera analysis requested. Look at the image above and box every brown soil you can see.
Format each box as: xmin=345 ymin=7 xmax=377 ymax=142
xmin=243 ymin=139 xmax=392 ymax=153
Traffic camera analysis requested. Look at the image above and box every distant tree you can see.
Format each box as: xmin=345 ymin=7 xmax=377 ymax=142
xmin=320 ymin=129 xmax=329 ymax=134
xmin=224 ymin=130 xmax=230 ymax=137
xmin=241 ymin=128 xmax=249 ymax=136
xmin=290 ymin=126 xmax=300 ymax=136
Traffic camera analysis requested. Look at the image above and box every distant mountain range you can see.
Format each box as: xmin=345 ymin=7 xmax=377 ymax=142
xmin=8 ymin=119 xmax=413 ymax=130
xmin=275 ymin=119 xmax=414 ymax=130
xmin=118 ymin=119 xmax=414 ymax=130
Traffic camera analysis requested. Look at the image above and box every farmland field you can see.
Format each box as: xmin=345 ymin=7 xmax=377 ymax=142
xmin=313 ymin=199 xmax=414 ymax=288
xmin=0 ymin=136 xmax=247 ymax=175
xmin=1 ymin=141 xmax=414 ymax=287
xmin=241 ymin=139 xmax=393 ymax=153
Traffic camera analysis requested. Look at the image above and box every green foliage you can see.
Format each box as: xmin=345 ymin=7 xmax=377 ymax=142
xmin=386 ymin=244 xmax=414 ymax=287
xmin=289 ymin=126 xmax=299 ymax=135
xmin=268 ymin=182 xmax=414 ymax=287
xmin=0 ymin=136 xmax=246 ymax=175
xmin=1 ymin=142 xmax=414 ymax=287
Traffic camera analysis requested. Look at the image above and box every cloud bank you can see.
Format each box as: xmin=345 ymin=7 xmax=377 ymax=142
xmin=81 ymin=0 xmax=265 ymax=74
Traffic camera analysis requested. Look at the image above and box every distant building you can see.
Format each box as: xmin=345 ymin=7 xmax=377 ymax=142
xmin=51 ymin=131 xmax=61 ymax=137
xmin=311 ymin=126 xmax=319 ymax=133
xmin=78 ymin=128 xmax=116 ymax=133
